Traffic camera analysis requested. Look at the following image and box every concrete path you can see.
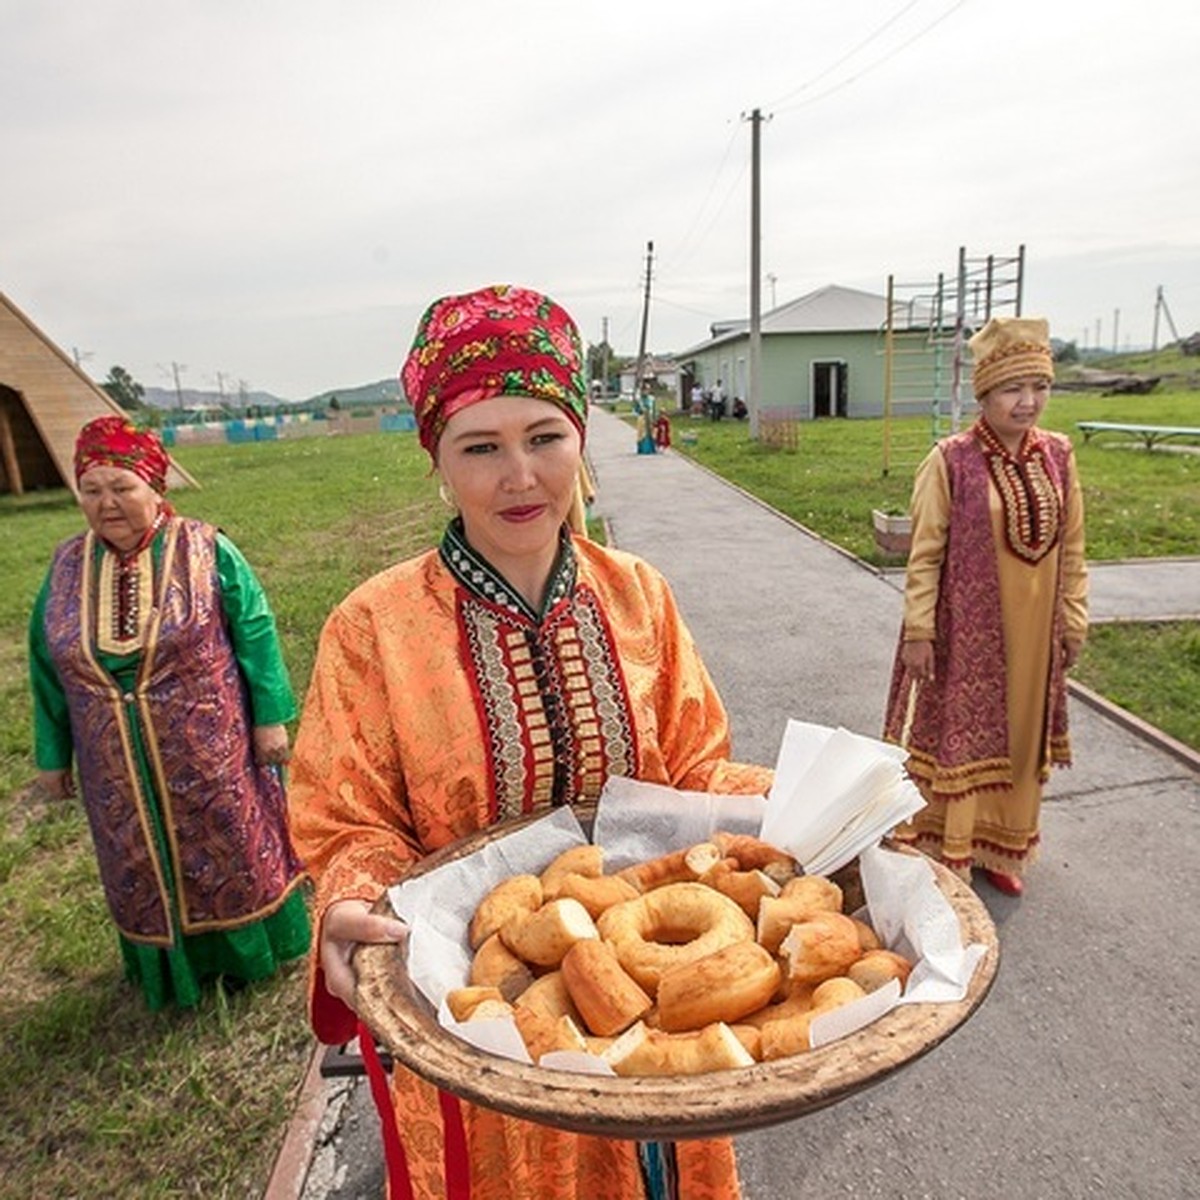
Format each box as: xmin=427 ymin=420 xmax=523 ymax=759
xmin=283 ymin=407 xmax=1199 ymax=1200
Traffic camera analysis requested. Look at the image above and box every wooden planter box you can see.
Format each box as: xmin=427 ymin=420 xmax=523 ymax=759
xmin=871 ymin=509 xmax=912 ymax=557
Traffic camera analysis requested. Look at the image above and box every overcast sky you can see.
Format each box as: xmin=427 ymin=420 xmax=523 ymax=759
xmin=4 ymin=0 xmax=1197 ymax=401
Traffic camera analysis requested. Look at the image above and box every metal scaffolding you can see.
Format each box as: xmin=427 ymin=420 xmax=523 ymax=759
xmin=882 ymin=246 xmax=1025 ymax=475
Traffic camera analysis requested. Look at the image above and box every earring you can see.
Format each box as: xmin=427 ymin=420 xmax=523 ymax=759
xmin=438 ymin=481 xmax=458 ymax=510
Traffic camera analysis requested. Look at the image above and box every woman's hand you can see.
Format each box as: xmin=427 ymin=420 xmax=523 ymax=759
xmin=320 ymin=898 xmax=409 ymax=1012
xmin=37 ymin=769 xmax=76 ymax=801
xmin=901 ymin=639 xmax=935 ymax=682
xmin=1062 ymin=638 xmax=1083 ymax=671
xmin=253 ymin=724 xmax=291 ymax=767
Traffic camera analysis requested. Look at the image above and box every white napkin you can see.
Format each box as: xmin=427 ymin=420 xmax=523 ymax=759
xmin=761 ymin=719 xmax=925 ymax=876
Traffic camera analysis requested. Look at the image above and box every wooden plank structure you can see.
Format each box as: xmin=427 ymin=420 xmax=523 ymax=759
xmin=1076 ymin=420 xmax=1200 ymax=451
xmin=353 ymin=809 xmax=999 ymax=1141
xmin=0 ymin=291 xmax=198 ymax=496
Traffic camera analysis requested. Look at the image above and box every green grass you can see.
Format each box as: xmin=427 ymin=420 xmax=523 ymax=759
xmin=671 ymin=389 xmax=1199 ymax=564
xmin=0 ymin=432 xmax=443 ymax=1199
xmin=0 ymin=400 xmax=1196 ymax=1197
xmin=1075 ymin=623 xmax=1200 ymax=751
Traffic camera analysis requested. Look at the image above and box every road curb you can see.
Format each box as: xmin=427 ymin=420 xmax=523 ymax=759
xmin=1067 ymin=677 xmax=1200 ymax=774
xmin=263 ymin=1043 xmax=329 ymax=1200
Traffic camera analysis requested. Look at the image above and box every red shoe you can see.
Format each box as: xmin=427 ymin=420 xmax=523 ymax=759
xmin=983 ymin=869 xmax=1024 ymax=897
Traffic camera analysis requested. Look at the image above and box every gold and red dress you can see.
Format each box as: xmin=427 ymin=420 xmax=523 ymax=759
xmin=882 ymin=421 xmax=1088 ymax=879
xmin=289 ymin=520 xmax=771 ymax=1200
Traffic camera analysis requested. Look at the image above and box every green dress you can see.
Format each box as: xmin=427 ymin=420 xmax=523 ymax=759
xmin=30 ymin=529 xmax=311 ymax=1010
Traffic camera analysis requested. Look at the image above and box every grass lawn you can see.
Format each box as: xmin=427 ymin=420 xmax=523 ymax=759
xmin=670 ymin=389 xmax=1200 ymax=564
xmin=0 ymin=433 xmax=443 ymax=1199
xmin=0 ymin=386 xmax=1196 ymax=1196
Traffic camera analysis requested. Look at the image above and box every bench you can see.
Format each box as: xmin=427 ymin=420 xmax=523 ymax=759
xmin=1076 ymin=421 xmax=1200 ymax=450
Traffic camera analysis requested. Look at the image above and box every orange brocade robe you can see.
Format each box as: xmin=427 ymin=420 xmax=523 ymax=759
xmin=289 ymin=530 xmax=771 ymax=1200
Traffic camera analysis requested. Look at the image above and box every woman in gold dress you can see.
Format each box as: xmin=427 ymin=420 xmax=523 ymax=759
xmin=883 ymin=316 xmax=1089 ymax=896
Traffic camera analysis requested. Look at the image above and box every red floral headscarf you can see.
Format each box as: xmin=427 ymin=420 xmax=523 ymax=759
xmin=74 ymin=415 xmax=171 ymax=494
xmin=400 ymin=284 xmax=588 ymax=457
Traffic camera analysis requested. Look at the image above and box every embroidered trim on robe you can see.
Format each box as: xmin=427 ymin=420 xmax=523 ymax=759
xmin=453 ymin=550 xmax=636 ymax=820
xmin=975 ymin=419 xmax=1062 ymax=563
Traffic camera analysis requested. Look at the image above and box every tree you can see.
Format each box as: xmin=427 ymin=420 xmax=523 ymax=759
xmin=586 ymin=341 xmax=627 ymax=394
xmin=102 ymin=365 xmax=146 ymax=411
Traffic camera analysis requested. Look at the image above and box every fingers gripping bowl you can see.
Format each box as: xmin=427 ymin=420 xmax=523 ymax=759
xmin=352 ymin=806 xmax=998 ymax=1140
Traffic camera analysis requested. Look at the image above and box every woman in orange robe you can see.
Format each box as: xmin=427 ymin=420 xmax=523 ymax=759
xmin=288 ymin=284 xmax=771 ymax=1200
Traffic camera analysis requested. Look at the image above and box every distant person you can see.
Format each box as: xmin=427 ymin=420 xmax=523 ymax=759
xmin=690 ymin=380 xmax=703 ymax=415
xmin=882 ymin=317 xmax=1089 ymax=897
xmin=654 ymin=409 xmax=672 ymax=448
xmin=287 ymin=283 xmax=771 ymax=1200
xmin=732 ymin=397 xmax=748 ymax=420
xmin=709 ymin=379 xmax=726 ymax=420
xmin=30 ymin=416 xmax=309 ymax=1009
xmin=632 ymin=380 xmax=657 ymax=454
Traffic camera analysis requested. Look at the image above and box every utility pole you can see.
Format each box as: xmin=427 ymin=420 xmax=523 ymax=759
xmin=745 ymin=107 xmax=768 ymax=441
xmin=171 ymin=361 xmax=187 ymax=411
xmin=951 ymin=246 xmax=968 ymax=433
xmin=601 ymin=316 xmax=610 ymax=399
xmin=1152 ymin=285 xmax=1180 ymax=351
xmin=632 ymin=240 xmax=654 ymax=401
xmin=1112 ymin=309 xmax=1120 ymax=355
xmin=766 ymin=273 xmax=778 ymax=310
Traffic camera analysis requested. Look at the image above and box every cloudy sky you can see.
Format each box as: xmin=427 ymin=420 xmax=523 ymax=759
xmin=4 ymin=0 xmax=1197 ymax=401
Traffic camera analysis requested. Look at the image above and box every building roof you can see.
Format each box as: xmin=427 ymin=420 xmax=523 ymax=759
xmin=675 ymin=283 xmax=890 ymax=358
xmin=619 ymin=356 xmax=678 ymax=377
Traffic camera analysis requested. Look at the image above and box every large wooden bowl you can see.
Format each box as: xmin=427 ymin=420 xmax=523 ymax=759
xmin=353 ymin=808 xmax=999 ymax=1141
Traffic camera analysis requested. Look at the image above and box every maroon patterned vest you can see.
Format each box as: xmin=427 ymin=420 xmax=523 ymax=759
xmin=42 ymin=518 xmax=303 ymax=945
xmin=883 ymin=429 xmax=1073 ymax=798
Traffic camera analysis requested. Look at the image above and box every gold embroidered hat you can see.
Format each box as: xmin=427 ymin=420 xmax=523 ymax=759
xmin=969 ymin=316 xmax=1054 ymax=398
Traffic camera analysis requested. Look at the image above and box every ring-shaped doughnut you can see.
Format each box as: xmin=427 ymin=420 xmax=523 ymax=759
xmin=595 ymin=882 xmax=754 ymax=993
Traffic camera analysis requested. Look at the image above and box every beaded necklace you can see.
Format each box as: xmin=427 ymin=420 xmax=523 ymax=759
xmin=974 ymin=419 xmax=1061 ymax=564
xmin=95 ymin=509 xmax=168 ymax=654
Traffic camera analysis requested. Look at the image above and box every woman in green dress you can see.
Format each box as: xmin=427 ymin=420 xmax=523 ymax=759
xmin=632 ymin=381 xmax=658 ymax=454
xmin=29 ymin=415 xmax=310 ymax=1010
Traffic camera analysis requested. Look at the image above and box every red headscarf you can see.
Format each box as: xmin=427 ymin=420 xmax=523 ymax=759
xmin=400 ymin=284 xmax=588 ymax=457
xmin=74 ymin=415 xmax=171 ymax=494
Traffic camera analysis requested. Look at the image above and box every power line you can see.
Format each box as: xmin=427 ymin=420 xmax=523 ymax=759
xmin=657 ymin=121 xmax=744 ymax=275
xmin=764 ymin=0 xmax=922 ymax=109
xmin=772 ymin=0 xmax=968 ymax=115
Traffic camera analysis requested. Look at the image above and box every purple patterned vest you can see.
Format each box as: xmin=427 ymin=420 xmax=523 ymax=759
xmin=883 ymin=428 xmax=1073 ymax=798
xmin=42 ymin=518 xmax=303 ymax=945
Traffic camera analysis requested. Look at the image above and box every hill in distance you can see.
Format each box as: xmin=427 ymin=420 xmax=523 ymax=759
xmin=142 ymin=378 xmax=406 ymax=413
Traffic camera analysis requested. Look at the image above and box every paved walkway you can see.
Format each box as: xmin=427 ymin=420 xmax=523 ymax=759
xmin=279 ymin=408 xmax=1199 ymax=1199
